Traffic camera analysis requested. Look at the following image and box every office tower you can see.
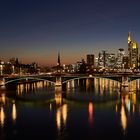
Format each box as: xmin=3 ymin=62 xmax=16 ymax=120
xmin=116 ymin=48 xmax=125 ymax=68
xmin=87 ymin=54 xmax=94 ymax=66
xmin=128 ymin=32 xmax=138 ymax=68
xmin=122 ymin=55 xmax=129 ymax=69
xmin=98 ymin=50 xmax=106 ymax=68
xmin=106 ymin=53 xmax=116 ymax=68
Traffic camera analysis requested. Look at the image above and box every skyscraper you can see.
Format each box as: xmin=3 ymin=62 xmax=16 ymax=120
xmin=116 ymin=48 xmax=125 ymax=69
xmin=128 ymin=33 xmax=138 ymax=69
xmin=98 ymin=51 xmax=115 ymax=68
xmin=98 ymin=50 xmax=106 ymax=68
xmin=106 ymin=53 xmax=116 ymax=68
xmin=87 ymin=54 xmax=94 ymax=66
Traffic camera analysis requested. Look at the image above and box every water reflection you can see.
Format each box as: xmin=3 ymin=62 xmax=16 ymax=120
xmin=0 ymin=93 xmax=5 ymax=105
xmin=86 ymin=79 xmax=90 ymax=91
xmin=0 ymin=93 xmax=6 ymax=127
xmin=56 ymin=104 xmax=68 ymax=133
xmin=4 ymin=77 xmax=140 ymax=100
xmin=17 ymin=81 xmax=54 ymax=95
xmin=121 ymin=105 xmax=127 ymax=133
xmin=50 ymin=103 xmax=52 ymax=111
xmin=12 ymin=101 xmax=17 ymax=123
xmin=116 ymin=87 xmax=138 ymax=134
xmin=88 ymin=102 xmax=94 ymax=126
xmin=55 ymin=86 xmax=68 ymax=136
xmin=1 ymin=78 xmax=140 ymax=139
xmin=66 ymin=78 xmax=120 ymax=102
xmin=55 ymin=86 xmax=62 ymax=106
xmin=0 ymin=107 xmax=5 ymax=127
xmin=56 ymin=108 xmax=61 ymax=131
xmin=128 ymin=80 xmax=140 ymax=92
xmin=0 ymin=94 xmax=17 ymax=127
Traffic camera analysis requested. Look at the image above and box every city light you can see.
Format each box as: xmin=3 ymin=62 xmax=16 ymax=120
xmin=0 ymin=1 xmax=140 ymax=140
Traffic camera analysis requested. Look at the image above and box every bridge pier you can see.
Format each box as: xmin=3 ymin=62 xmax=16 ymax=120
xmin=121 ymin=76 xmax=129 ymax=87
xmin=0 ymin=78 xmax=5 ymax=86
xmin=55 ymin=76 xmax=62 ymax=86
xmin=55 ymin=86 xmax=62 ymax=105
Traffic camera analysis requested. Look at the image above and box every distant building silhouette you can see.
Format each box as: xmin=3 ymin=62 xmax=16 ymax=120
xmin=52 ymin=52 xmax=63 ymax=73
xmin=87 ymin=54 xmax=94 ymax=66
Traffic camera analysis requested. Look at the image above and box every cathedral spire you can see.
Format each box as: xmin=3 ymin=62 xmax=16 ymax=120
xmin=128 ymin=32 xmax=131 ymax=44
xmin=57 ymin=52 xmax=61 ymax=66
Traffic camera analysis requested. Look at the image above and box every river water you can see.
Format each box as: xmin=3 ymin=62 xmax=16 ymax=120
xmin=0 ymin=78 xmax=140 ymax=140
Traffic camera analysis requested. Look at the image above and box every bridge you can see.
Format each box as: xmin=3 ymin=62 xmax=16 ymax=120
xmin=0 ymin=72 xmax=140 ymax=88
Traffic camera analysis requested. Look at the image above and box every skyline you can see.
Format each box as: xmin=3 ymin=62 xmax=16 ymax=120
xmin=0 ymin=0 xmax=140 ymax=65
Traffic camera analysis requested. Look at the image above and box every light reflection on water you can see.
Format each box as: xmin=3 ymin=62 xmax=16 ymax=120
xmin=88 ymin=102 xmax=94 ymax=126
xmin=12 ymin=101 xmax=17 ymax=123
xmin=0 ymin=78 xmax=140 ymax=139
xmin=0 ymin=106 xmax=5 ymax=127
xmin=121 ymin=105 xmax=127 ymax=133
xmin=116 ymin=89 xmax=138 ymax=135
xmin=56 ymin=104 xmax=68 ymax=133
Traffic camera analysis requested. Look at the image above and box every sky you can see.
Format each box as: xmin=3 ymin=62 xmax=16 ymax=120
xmin=0 ymin=0 xmax=140 ymax=66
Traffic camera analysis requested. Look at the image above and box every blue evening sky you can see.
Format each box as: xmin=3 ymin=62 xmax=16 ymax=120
xmin=0 ymin=0 xmax=140 ymax=65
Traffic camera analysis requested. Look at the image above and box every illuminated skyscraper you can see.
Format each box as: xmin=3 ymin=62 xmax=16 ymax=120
xmin=98 ymin=51 xmax=115 ymax=68
xmin=128 ymin=32 xmax=131 ymax=44
xmin=116 ymin=48 xmax=125 ymax=69
xmin=128 ymin=33 xmax=138 ymax=69
xmin=98 ymin=50 xmax=106 ymax=68
xmin=106 ymin=53 xmax=115 ymax=68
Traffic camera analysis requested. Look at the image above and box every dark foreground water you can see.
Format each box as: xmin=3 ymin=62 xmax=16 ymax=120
xmin=0 ymin=78 xmax=140 ymax=140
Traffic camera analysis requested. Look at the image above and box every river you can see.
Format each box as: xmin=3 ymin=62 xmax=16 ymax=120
xmin=0 ymin=78 xmax=140 ymax=140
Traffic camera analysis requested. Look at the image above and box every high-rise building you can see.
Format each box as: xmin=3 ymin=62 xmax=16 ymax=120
xmin=98 ymin=51 xmax=115 ymax=68
xmin=98 ymin=50 xmax=106 ymax=68
xmin=106 ymin=53 xmax=116 ymax=68
xmin=128 ymin=32 xmax=138 ymax=69
xmin=116 ymin=48 xmax=125 ymax=68
xmin=122 ymin=56 xmax=129 ymax=69
xmin=94 ymin=57 xmax=98 ymax=67
xmin=138 ymin=54 xmax=140 ymax=67
xmin=87 ymin=54 xmax=94 ymax=66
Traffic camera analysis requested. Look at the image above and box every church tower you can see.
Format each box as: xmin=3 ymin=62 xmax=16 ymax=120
xmin=57 ymin=52 xmax=61 ymax=66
